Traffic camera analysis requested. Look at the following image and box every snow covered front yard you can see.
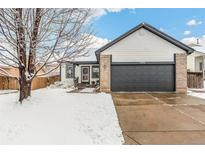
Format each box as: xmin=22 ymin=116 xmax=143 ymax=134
xmin=0 ymin=88 xmax=124 ymax=144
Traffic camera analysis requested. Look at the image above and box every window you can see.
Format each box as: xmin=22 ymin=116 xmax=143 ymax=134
xmin=199 ymin=62 xmax=203 ymax=71
xmin=92 ymin=66 xmax=99 ymax=78
xmin=66 ymin=64 xmax=73 ymax=78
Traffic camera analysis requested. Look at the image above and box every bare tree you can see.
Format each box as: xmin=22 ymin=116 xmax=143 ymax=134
xmin=0 ymin=8 xmax=94 ymax=102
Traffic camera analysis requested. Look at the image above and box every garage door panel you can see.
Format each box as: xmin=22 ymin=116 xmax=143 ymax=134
xmin=111 ymin=64 xmax=175 ymax=92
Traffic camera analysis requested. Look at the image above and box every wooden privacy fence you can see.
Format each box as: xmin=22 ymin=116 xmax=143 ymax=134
xmin=0 ymin=75 xmax=60 ymax=90
xmin=0 ymin=76 xmax=19 ymax=90
xmin=31 ymin=75 xmax=60 ymax=90
xmin=187 ymin=72 xmax=204 ymax=88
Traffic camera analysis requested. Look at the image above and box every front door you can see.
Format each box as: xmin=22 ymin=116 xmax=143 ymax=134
xmin=81 ymin=66 xmax=90 ymax=83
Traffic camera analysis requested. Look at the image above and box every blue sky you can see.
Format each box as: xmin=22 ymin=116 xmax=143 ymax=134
xmin=92 ymin=8 xmax=205 ymax=44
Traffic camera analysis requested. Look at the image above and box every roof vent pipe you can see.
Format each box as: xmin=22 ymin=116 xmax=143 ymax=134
xmin=197 ymin=38 xmax=200 ymax=45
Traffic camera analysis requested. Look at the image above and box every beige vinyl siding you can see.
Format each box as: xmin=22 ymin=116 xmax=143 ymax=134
xmin=102 ymin=28 xmax=186 ymax=62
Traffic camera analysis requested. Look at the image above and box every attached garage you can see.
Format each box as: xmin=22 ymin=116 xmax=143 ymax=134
xmin=111 ymin=63 xmax=175 ymax=92
xmin=96 ymin=23 xmax=194 ymax=93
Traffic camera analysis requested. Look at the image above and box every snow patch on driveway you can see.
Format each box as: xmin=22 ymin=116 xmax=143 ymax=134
xmin=0 ymin=88 xmax=124 ymax=144
xmin=188 ymin=90 xmax=205 ymax=100
xmin=80 ymin=88 xmax=96 ymax=93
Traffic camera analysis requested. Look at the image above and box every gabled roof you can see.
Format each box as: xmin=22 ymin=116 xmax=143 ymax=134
xmin=95 ymin=22 xmax=195 ymax=61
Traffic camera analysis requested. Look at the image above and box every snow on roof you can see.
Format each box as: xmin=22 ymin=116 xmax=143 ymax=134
xmin=182 ymin=37 xmax=205 ymax=54
xmin=193 ymin=46 xmax=205 ymax=54
xmin=72 ymin=48 xmax=97 ymax=62
xmin=188 ymin=43 xmax=205 ymax=54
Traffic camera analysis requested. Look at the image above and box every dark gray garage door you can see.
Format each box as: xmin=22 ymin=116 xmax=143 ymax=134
xmin=111 ymin=64 xmax=175 ymax=92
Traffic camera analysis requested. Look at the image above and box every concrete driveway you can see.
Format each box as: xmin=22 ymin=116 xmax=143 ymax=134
xmin=112 ymin=93 xmax=205 ymax=144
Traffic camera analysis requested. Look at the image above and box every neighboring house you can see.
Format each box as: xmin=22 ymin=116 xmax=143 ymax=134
xmin=0 ymin=64 xmax=19 ymax=77
xmin=60 ymin=23 xmax=194 ymax=93
xmin=187 ymin=43 xmax=205 ymax=73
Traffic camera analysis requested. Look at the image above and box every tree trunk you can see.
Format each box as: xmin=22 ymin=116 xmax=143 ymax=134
xmin=27 ymin=81 xmax=32 ymax=96
xmin=19 ymin=79 xmax=31 ymax=102
xmin=18 ymin=68 xmax=32 ymax=102
xmin=16 ymin=8 xmax=29 ymax=103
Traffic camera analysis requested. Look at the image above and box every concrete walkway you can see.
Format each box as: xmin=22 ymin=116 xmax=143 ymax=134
xmin=112 ymin=93 xmax=205 ymax=144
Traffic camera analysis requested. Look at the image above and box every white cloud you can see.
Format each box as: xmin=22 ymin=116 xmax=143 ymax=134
xmin=183 ymin=30 xmax=191 ymax=35
xmin=181 ymin=37 xmax=199 ymax=44
xmin=89 ymin=9 xmax=107 ymax=20
xmin=159 ymin=27 xmax=165 ymax=32
xmin=106 ymin=8 xmax=123 ymax=13
xmin=129 ymin=8 xmax=137 ymax=14
xmin=89 ymin=8 xmax=124 ymax=21
xmin=74 ymin=35 xmax=110 ymax=61
xmin=186 ymin=19 xmax=202 ymax=26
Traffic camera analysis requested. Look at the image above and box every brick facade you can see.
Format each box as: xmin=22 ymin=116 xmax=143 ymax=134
xmin=100 ymin=54 xmax=111 ymax=92
xmin=175 ymin=53 xmax=187 ymax=93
